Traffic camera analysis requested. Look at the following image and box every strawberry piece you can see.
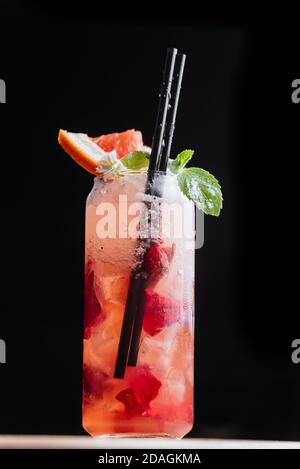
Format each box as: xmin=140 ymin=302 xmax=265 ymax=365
xmin=129 ymin=365 xmax=162 ymax=408
xmin=115 ymin=388 xmax=145 ymax=417
xmin=84 ymin=269 xmax=102 ymax=339
xmin=143 ymin=289 xmax=180 ymax=336
xmin=115 ymin=366 xmax=162 ymax=417
xmin=144 ymin=244 xmax=169 ymax=277
xmin=83 ymin=365 xmax=106 ymax=400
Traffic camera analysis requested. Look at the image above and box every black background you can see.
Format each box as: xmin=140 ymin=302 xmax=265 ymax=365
xmin=0 ymin=3 xmax=299 ymax=440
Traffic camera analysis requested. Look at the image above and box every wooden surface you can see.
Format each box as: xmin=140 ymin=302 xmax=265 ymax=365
xmin=0 ymin=435 xmax=300 ymax=449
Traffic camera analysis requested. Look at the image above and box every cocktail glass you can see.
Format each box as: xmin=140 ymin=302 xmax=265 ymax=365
xmin=82 ymin=172 xmax=194 ymax=438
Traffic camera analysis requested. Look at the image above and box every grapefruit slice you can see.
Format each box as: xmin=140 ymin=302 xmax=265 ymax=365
xmin=58 ymin=130 xmax=106 ymax=175
xmin=58 ymin=128 xmax=145 ymax=175
xmin=92 ymin=129 xmax=144 ymax=159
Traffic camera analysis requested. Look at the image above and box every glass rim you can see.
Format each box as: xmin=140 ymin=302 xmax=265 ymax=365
xmin=93 ymin=169 xmax=177 ymax=181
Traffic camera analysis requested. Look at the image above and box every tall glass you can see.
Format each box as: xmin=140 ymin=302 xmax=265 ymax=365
xmin=82 ymin=172 xmax=195 ymax=438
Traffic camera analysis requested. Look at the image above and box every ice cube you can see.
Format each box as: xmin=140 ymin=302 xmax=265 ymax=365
xmin=98 ymin=275 xmax=129 ymax=304
xmin=171 ymin=331 xmax=194 ymax=385
xmin=166 ymin=368 xmax=186 ymax=404
xmin=89 ymin=312 xmax=123 ymax=376
xmin=85 ymin=174 xmax=148 ymax=266
xmin=138 ymin=324 xmax=179 ymax=377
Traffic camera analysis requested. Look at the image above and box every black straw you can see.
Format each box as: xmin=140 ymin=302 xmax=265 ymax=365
xmin=113 ymin=273 xmax=144 ymax=378
xmin=159 ymin=53 xmax=186 ymax=172
xmin=114 ymin=48 xmax=183 ymax=378
xmin=149 ymin=48 xmax=177 ymax=174
xmin=127 ymin=52 xmax=186 ymax=368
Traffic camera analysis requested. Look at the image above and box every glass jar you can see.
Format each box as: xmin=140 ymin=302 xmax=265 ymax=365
xmin=82 ymin=172 xmax=195 ymax=438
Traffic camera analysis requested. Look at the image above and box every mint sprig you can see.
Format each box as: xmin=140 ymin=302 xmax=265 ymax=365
xmin=168 ymin=149 xmax=194 ymax=174
xmin=121 ymin=151 xmax=150 ymax=170
xmin=120 ymin=148 xmax=223 ymax=216
xmin=177 ymin=167 xmax=222 ymax=216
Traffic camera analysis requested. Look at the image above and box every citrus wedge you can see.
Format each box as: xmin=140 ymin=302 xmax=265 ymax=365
xmin=58 ymin=128 xmax=145 ymax=175
xmin=92 ymin=129 xmax=144 ymax=159
xmin=58 ymin=129 xmax=105 ymax=175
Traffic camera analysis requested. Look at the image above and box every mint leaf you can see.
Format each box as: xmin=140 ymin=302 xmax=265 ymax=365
xmin=121 ymin=151 xmax=150 ymax=170
xmin=168 ymin=149 xmax=194 ymax=174
xmin=177 ymin=167 xmax=223 ymax=216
